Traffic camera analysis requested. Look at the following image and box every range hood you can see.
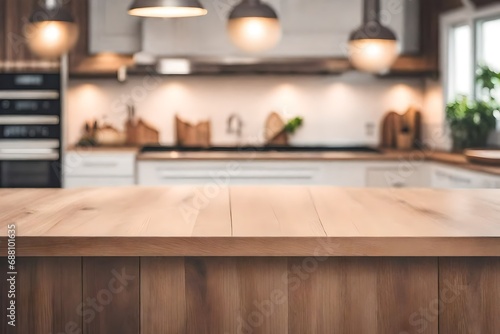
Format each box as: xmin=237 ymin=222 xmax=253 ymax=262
xmin=129 ymin=55 xmax=351 ymax=75
xmin=128 ymin=0 xmax=419 ymax=75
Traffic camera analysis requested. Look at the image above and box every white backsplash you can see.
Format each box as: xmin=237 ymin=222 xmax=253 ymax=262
xmin=67 ymin=72 xmax=426 ymax=147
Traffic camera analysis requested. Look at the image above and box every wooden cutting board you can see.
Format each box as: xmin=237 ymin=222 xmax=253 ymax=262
xmin=126 ymin=118 xmax=160 ymax=146
xmin=175 ymin=116 xmax=211 ymax=147
xmin=465 ymin=150 xmax=500 ymax=166
xmin=265 ymin=112 xmax=288 ymax=146
xmin=381 ymin=111 xmax=401 ymax=148
xmin=381 ymin=107 xmax=422 ymax=149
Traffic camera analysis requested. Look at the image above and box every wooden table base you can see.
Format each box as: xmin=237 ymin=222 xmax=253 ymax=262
xmin=1 ymin=257 xmax=499 ymax=334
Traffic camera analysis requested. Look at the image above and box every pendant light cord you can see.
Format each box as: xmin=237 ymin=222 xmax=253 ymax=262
xmin=363 ymin=0 xmax=380 ymax=23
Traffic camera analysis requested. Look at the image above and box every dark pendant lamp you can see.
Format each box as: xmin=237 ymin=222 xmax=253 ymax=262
xmin=26 ymin=0 xmax=79 ymax=58
xmin=227 ymin=0 xmax=281 ymax=53
xmin=348 ymin=0 xmax=399 ymax=74
xmin=128 ymin=0 xmax=207 ymax=18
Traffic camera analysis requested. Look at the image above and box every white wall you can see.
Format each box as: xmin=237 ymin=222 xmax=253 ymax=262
xmin=421 ymin=78 xmax=451 ymax=151
xmin=67 ymin=72 xmax=425 ymax=146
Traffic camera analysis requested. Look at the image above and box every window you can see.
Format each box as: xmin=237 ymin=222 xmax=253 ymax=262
xmin=442 ymin=4 xmax=500 ymax=103
xmin=478 ymin=18 xmax=500 ymax=71
xmin=477 ymin=17 xmax=500 ymax=101
xmin=448 ymin=24 xmax=473 ymax=101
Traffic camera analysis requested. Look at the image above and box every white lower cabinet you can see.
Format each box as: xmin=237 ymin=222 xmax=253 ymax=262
xmin=63 ymin=151 xmax=136 ymax=188
xmin=138 ymin=160 xmax=368 ymax=186
xmin=137 ymin=160 xmax=423 ymax=187
xmin=430 ymin=163 xmax=500 ymax=189
xmin=138 ymin=160 xmax=336 ymax=186
xmin=65 ymin=176 xmax=135 ymax=188
xmin=137 ymin=159 xmax=500 ymax=188
xmin=365 ymin=162 xmax=431 ymax=188
xmin=63 ymin=151 xmax=500 ymax=189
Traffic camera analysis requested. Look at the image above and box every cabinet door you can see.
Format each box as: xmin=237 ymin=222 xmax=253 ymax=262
xmin=365 ymin=162 xmax=430 ymax=188
xmin=64 ymin=152 xmax=136 ymax=177
xmin=0 ymin=0 xmax=58 ymax=69
xmin=431 ymin=164 xmax=480 ymax=189
xmin=65 ymin=176 xmax=135 ymax=188
xmin=138 ymin=160 xmax=324 ymax=186
xmin=478 ymin=174 xmax=500 ymax=189
xmin=89 ymin=0 xmax=142 ymax=54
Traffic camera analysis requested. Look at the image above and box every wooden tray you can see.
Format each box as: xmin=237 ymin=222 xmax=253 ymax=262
xmin=465 ymin=149 xmax=500 ymax=166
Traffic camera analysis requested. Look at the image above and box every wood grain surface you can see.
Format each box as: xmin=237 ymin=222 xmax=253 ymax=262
xmin=1 ymin=257 xmax=499 ymax=333
xmin=6 ymin=236 xmax=500 ymax=257
xmin=439 ymin=258 xmax=500 ymax=334
xmin=185 ymin=257 xmax=288 ymax=334
xmin=141 ymin=257 xmax=186 ymax=334
xmin=0 ymin=187 xmax=499 ymax=256
xmin=288 ymin=258 xmax=438 ymax=334
xmin=83 ymin=257 xmax=140 ymax=334
xmin=230 ymin=187 xmax=326 ymax=237
xmin=0 ymin=258 xmax=82 ymax=334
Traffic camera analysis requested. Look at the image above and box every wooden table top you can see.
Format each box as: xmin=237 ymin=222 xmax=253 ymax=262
xmin=1 ymin=187 xmax=499 ymax=256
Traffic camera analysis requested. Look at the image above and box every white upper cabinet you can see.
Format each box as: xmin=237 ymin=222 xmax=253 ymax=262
xmin=89 ymin=0 xmax=142 ymax=54
xmin=141 ymin=0 xmax=420 ymax=57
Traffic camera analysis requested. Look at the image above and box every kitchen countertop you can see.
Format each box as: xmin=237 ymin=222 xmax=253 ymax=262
xmin=137 ymin=149 xmax=500 ymax=176
xmin=430 ymin=151 xmax=500 ymax=176
xmin=137 ymin=150 xmax=399 ymax=161
xmin=1 ymin=186 xmax=499 ymax=257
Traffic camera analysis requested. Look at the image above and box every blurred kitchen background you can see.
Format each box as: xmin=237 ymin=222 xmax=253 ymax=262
xmin=1 ymin=0 xmax=500 ymax=189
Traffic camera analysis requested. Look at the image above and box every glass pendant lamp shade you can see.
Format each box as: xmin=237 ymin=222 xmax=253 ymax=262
xmin=227 ymin=0 xmax=281 ymax=53
xmin=128 ymin=0 xmax=207 ymax=18
xmin=348 ymin=0 xmax=399 ymax=74
xmin=26 ymin=0 xmax=79 ymax=58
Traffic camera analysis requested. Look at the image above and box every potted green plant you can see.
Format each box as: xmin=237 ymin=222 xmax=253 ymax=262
xmin=446 ymin=66 xmax=500 ymax=152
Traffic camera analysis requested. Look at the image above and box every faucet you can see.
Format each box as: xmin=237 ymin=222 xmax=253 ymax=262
xmin=227 ymin=113 xmax=243 ymax=138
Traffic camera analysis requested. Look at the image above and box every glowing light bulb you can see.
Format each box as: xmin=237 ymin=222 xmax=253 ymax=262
xmin=228 ymin=17 xmax=281 ymax=53
xmin=348 ymin=39 xmax=399 ymax=74
xmin=26 ymin=21 xmax=79 ymax=58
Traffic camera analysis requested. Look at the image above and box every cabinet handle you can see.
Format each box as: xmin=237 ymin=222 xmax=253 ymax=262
xmin=83 ymin=162 xmax=118 ymax=168
xmin=435 ymin=171 xmax=471 ymax=184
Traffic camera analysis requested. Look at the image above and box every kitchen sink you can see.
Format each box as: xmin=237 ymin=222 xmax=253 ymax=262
xmin=140 ymin=145 xmax=381 ymax=153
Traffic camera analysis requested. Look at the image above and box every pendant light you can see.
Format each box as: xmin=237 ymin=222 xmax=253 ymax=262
xmin=128 ymin=0 xmax=207 ymax=18
xmin=348 ymin=0 xmax=399 ymax=74
xmin=227 ymin=0 xmax=281 ymax=53
xmin=26 ymin=0 xmax=79 ymax=58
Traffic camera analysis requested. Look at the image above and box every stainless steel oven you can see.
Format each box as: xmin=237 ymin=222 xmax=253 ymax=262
xmin=0 ymin=73 xmax=62 ymax=188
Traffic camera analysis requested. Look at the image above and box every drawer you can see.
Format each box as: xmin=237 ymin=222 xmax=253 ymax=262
xmin=365 ymin=162 xmax=429 ymax=188
xmin=138 ymin=161 xmax=322 ymax=186
xmin=64 ymin=176 xmax=135 ymax=188
xmin=64 ymin=152 xmax=136 ymax=177
xmin=431 ymin=164 xmax=480 ymax=189
xmin=479 ymin=175 xmax=500 ymax=189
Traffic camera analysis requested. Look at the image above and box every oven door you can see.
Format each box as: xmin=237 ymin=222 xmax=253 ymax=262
xmin=0 ymin=148 xmax=61 ymax=188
